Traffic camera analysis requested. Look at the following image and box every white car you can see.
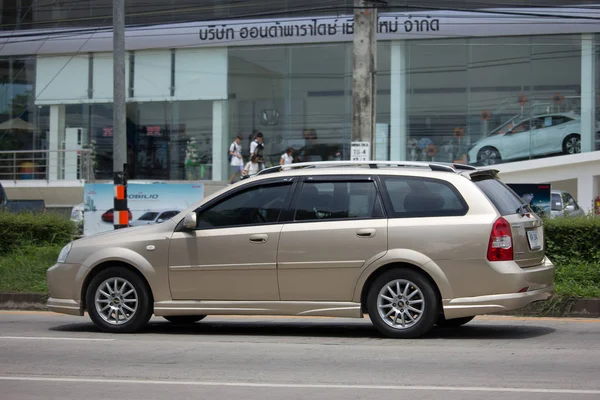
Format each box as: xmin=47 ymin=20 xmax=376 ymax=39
xmin=129 ymin=209 xmax=181 ymax=227
xmin=468 ymin=112 xmax=592 ymax=166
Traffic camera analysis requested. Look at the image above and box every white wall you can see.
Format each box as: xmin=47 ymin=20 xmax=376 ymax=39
xmin=495 ymin=151 xmax=600 ymax=213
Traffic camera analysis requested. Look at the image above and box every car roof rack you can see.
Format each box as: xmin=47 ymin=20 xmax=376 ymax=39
xmin=256 ymin=161 xmax=477 ymax=176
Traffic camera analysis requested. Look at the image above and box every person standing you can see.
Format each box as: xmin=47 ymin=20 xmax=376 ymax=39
xmin=242 ymin=154 xmax=260 ymax=177
xmin=250 ymin=132 xmax=265 ymax=171
xmin=228 ymin=135 xmax=243 ymax=184
xmin=280 ymin=147 xmax=294 ymax=166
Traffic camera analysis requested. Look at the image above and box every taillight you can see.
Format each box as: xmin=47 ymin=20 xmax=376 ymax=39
xmin=487 ymin=217 xmax=513 ymax=261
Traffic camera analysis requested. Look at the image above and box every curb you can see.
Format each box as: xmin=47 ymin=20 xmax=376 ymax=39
xmin=0 ymin=293 xmax=48 ymax=311
xmin=1 ymin=293 xmax=599 ymax=318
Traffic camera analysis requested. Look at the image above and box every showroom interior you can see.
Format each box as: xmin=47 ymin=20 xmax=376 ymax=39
xmin=1 ymin=5 xmax=599 ymax=186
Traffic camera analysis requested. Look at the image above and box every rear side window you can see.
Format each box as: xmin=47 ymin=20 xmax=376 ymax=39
xmin=474 ymin=178 xmax=526 ymax=216
xmin=381 ymin=176 xmax=468 ymax=218
xmin=294 ymin=181 xmax=382 ymax=221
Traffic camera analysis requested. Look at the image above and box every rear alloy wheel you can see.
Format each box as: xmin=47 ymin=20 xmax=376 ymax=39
xmin=436 ymin=315 xmax=475 ymax=328
xmin=477 ymin=147 xmax=501 ymax=166
xmin=367 ymin=269 xmax=439 ymax=339
xmin=86 ymin=267 xmax=153 ymax=333
xmin=163 ymin=315 xmax=206 ymax=324
xmin=562 ymin=134 xmax=581 ymax=155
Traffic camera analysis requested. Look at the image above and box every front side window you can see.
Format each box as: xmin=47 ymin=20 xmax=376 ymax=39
xmin=561 ymin=192 xmax=579 ymax=210
xmin=382 ymin=176 xmax=468 ymax=218
xmin=196 ymin=183 xmax=292 ymax=228
xmin=294 ymin=180 xmax=381 ymax=221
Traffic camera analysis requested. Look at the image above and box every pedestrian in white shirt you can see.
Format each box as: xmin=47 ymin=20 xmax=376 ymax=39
xmin=228 ymin=135 xmax=243 ymax=184
xmin=243 ymin=155 xmax=260 ymax=177
xmin=249 ymin=132 xmax=265 ymax=171
xmin=280 ymin=147 xmax=294 ymax=166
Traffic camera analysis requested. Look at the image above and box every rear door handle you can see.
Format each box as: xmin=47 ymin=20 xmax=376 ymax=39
xmin=249 ymin=234 xmax=268 ymax=243
xmin=356 ymin=228 xmax=376 ymax=238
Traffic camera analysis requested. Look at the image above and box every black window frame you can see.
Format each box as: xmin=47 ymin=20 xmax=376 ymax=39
xmin=175 ymin=177 xmax=297 ymax=231
xmin=377 ymin=175 xmax=469 ymax=219
xmin=281 ymin=175 xmax=386 ymax=224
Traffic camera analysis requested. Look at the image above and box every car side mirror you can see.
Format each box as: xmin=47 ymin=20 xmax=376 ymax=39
xmin=182 ymin=212 xmax=197 ymax=230
xmin=565 ymin=205 xmax=575 ymax=212
xmin=157 ymin=219 xmax=164 ymax=224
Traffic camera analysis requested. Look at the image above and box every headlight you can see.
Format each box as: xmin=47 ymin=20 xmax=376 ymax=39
xmin=57 ymin=242 xmax=73 ymax=263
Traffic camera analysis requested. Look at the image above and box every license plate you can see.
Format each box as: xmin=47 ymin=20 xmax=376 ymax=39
xmin=527 ymin=229 xmax=541 ymax=250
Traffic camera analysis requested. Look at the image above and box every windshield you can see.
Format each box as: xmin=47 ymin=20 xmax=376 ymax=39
xmin=138 ymin=212 xmax=159 ymax=221
xmin=474 ymin=178 xmax=528 ymax=216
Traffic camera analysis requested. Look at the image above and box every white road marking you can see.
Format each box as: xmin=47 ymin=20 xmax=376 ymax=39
xmin=0 ymin=376 xmax=598 ymax=394
xmin=0 ymin=336 xmax=114 ymax=342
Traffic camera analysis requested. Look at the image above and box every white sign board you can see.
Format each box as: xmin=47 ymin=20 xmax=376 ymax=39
xmin=351 ymin=141 xmax=371 ymax=161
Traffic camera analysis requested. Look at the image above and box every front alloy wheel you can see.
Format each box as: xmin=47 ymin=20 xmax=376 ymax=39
xmin=94 ymin=277 xmax=139 ymax=325
xmin=86 ymin=267 xmax=153 ymax=333
xmin=477 ymin=147 xmax=501 ymax=166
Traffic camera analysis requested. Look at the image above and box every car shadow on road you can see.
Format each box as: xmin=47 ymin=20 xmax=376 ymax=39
xmin=49 ymin=318 xmax=556 ymax=340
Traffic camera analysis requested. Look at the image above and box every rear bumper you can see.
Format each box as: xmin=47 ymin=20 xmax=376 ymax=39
xmin=443 ymin=256 xmax=555 ymax=319
xmin=47 ymin=298 xmax=83 ymax=316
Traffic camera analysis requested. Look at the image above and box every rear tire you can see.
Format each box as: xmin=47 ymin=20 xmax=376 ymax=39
xmin=562 ymin=134 xmax=581 ymax=155
xmin=163 ymin=315 xmax=206 ymax=324
xmin=436 ymin=315 xmax=475 ymax=328
xmin=367 ymin=268 xmax=439 ymax=339
xmin=86 ymin=267 xmax=153 ymax=333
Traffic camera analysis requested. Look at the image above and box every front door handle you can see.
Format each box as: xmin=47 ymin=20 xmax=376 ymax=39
xmin=249 ymin=234 xmax=268 ymax=243
xmin=356 ymin=228 xmax=376 ymax=238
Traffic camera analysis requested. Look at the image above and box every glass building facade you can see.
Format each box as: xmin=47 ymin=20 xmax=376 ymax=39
xmin=1 ymin=3 xmax=600 ymax=181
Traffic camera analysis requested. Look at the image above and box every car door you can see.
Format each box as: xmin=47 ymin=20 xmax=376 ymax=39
xmin=562 ymin=192 xmax=585 ymax=218
xmin=533 ymin=115 xmax=570 ymax=155
xmin=168 ymin=177 xmax=296 ymax=300
xmin=277 ymin=175 xmax=388 ymax=301
xmin=502 ymin=119 xmax=532 ymax=160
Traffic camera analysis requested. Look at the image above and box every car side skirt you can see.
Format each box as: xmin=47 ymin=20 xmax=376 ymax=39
xmin=154 ymin=301 xmax=363 ymax=318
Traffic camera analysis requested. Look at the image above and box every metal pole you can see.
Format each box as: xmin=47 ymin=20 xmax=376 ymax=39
xmin=351 ymin=0 xmax=378 ymax=161
xmin=113 ymin=0 xmax=128 ymax=229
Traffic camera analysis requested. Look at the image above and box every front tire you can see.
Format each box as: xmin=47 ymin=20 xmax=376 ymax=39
xmin=86 ymin=267 xmax=153 ymax=333
xmin=367 ymin=268 xmax=440 ymax=339
xmin=477 ymin=147 xmax=501 ymax=166
xmin=436 ymin=315 xmax=475 ymax=328
xmin=163 ymin=315 xmax=206 ymax=324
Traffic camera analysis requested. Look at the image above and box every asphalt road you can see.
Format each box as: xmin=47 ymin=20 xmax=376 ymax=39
xmin=1 ymin=311 xmax=600 ymax=400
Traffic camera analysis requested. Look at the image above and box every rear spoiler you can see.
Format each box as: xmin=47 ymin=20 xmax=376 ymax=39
xmin=467 ymin=168 xmax=500 ymax=181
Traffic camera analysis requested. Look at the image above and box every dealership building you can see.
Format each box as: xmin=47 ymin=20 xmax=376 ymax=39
xmin=1 ymin=1 xmax=599 ymax=212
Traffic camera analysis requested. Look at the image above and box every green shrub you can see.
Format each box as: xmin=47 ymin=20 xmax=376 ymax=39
xmin=554 ymin=261 xmax=600 ymax=298
xmin=543 ymin=215 xmax=600 ymax=266
xmin=0 ymin=245 xmax=61 ymax=293
xmin=0 ymin=212 xmax=75 ymax=256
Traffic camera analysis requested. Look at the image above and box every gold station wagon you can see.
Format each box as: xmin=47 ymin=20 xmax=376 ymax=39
xmin=47 ymin=161 xmax=554 ymax=338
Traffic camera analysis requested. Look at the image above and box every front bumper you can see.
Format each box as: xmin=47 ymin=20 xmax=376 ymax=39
xmin=46 ymin=262 xmax=86 ymax=316
xmin=443 ymin=257 xmax=555 ymax=319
